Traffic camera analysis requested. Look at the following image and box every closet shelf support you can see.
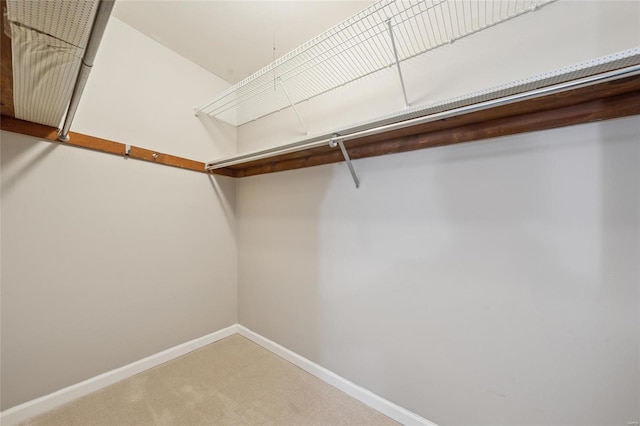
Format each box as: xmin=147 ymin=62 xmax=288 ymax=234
xmin=330 ymin=134 xmax=360 ymax=188
xmin=279 ymin=78 xmax=309 ymax=135
xmin=387 ymin=19 xmax=409 ymax=108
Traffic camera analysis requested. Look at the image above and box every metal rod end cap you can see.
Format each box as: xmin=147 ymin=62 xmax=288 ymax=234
xmin=57 ymin=132 xmax=70 ymax=142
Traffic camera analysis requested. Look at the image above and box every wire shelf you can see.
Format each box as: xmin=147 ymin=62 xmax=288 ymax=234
xmin=196 ymin=0 xmax=556 ymax=126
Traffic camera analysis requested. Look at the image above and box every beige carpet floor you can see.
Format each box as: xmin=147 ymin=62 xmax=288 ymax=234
xmin=22 ymin=334 xmax=399 ymax=426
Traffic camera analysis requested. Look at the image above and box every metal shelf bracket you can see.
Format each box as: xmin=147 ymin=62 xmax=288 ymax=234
xmin=387 ymin=19 xmax=409 ymax=108
xmin=278 ymin=78 xmax=309 ymax=135
xmin=330 ymin=134 xmax=360 ymax=188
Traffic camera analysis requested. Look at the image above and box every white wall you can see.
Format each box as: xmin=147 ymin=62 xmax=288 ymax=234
xmin=237 ymin=116 xmax=640 ymax=425
xmin=233 ymin=2 xmax=640 ymax=424
xmin=237 ymin=0 xmax=640 ymax=153
xmin=0 ymin=17 xmax=237 ymax=410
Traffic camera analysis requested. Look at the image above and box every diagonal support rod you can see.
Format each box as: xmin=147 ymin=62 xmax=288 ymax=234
xmin=387 ymin=19 xmax=409 ymax=108
xmin=330 ymin=134 xmax=360 ymax=188
xmin=278 ymin=78 xmax=309 ymax=135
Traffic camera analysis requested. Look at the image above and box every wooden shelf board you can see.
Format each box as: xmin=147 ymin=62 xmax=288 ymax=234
xmin=0 ymin=116 xmax=235 ymax=177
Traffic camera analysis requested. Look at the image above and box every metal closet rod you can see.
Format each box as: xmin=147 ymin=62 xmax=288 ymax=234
xmin=57 ymin=0 xmax=115 ymax=142
xmin=205 ymin=63 xmax=640 ymax=171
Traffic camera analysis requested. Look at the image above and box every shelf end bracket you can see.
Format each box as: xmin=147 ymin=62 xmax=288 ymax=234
xmin=330 ymin=134 xmax=360 ymax=189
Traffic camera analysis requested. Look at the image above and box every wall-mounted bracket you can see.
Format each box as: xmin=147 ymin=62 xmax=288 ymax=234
xmin=387 ymin=19 xmax=409 ymax=108
xmin=330 ymin=134 xmax=360 ymax=188
xmin=125 ymin=144 xmax=131 ymax=156
xmin=278 ymin=78 xmax=309 ymax=135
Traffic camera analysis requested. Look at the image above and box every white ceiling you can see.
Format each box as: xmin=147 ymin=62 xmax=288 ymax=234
xmin=113 ymin=1 xmax=373 ymax=84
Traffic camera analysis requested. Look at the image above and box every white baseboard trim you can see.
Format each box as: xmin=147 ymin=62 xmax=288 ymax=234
xmin=236 ymin=325 xmax=437 ymax=426
xmin=2 ymin=324 xmax=435 ymax=426
xmin=0 ymin=324 xmax=238 ymax=426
